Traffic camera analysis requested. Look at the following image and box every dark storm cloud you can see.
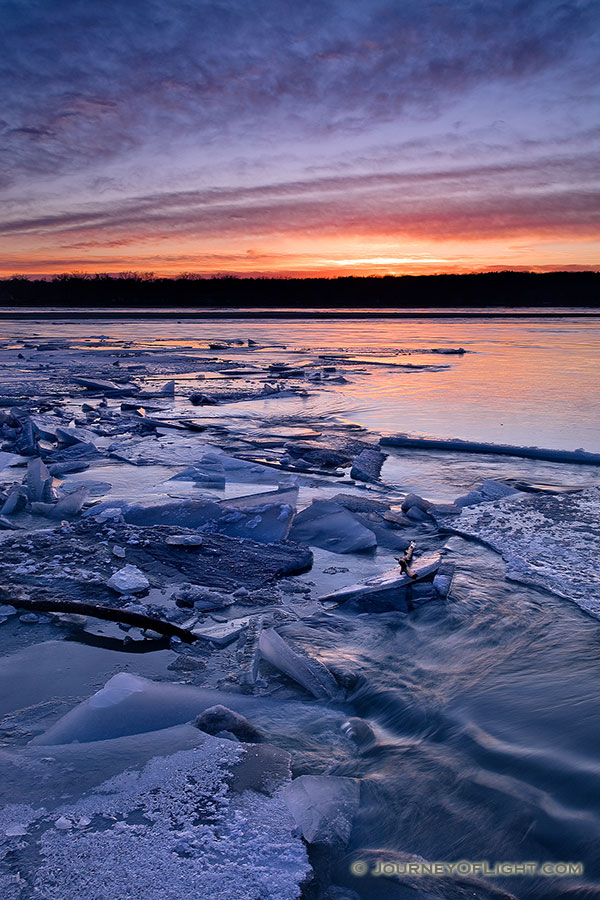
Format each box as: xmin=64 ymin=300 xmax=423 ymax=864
xmin=1 ymin=0 xmax=598 ymax=183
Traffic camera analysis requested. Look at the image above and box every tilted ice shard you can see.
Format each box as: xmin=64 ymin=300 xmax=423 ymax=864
xmin=282 ymin=774 xmax=360 ymax=847
xmin=258 ymin=628 xmax=342 ymax=700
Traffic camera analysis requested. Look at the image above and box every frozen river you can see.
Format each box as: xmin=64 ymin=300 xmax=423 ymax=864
xmin=0 ymin=310 xmax=598 ymax=900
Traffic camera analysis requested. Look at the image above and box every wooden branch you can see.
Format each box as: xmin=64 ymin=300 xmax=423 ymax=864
xmin=8 ymin=595 xmax=198 ymax=644
xmin=395 ymin=541 xmax=416 ymax=577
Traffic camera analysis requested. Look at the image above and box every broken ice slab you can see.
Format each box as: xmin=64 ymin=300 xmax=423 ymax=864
xmin=319 ymin=551 xmax=441 ymax=609
xmin=218 ymin=499 xmax=295 ymax=542
xmin=478 ymin=479 xmax=522 ymax=500
xmin=30 ymin=672 xmax=221 ymax=745
xmin=1 ymin=732 xmax=309 ymax=900
xmin=107 ymin=564 xmax=150 ymax=594
xmin=52 ymin=485 xmax=90 ymax=517
xmin=220 ymin=485 xmax=298 ymax=511
xmin=95 ymin=497 xmax=223 ymax=527
xmin=1 ymin=484 xmax=29 ymax=516
xmin=107 ymin=435 xmax=283 ymax=483
xmin=30 ymin=414 xmax=61 ymax=442
xmin=289 ymin=499 xmax=376 ymax=554
xmin=88 ymin=495 xmax=296 ymax=543
xmin=282 ymin=774 xmax=360 ymax=847
xmin=192 ymin=614 xmax=256 ymax=647
xmin=451 ymin=486 xmax=600 ymax=617
xmin=258 ymin=627 xmax=343 ymax=700
xmin=239 ymin=615 xmax=264 ymax=686
xmin=169 ymin=452 xmax=226 ymax=487
xmin=30 ymin=485 xmax=89 ymax=519
xmin=55 ymin=425 xmax=99 ymax=448
xmin=72 ymin=375 xmax=139 ymax=394
xmin=30 ymin=672 xmax=346 ymax=749
xmin=350 ymin=447 xmax=386 ymax=483
xmin=25 ymin=457 xmax=53 ymax=502
xmin=380 ymin=433 xmax=600 ymax=465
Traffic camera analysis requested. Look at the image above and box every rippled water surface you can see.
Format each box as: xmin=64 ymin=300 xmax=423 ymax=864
xmin=4 ymin=309 xmax=599 ymax=450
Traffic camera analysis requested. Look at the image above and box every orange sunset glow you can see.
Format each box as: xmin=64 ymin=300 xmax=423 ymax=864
xmin=1 ymin=0 xmax=599 ymax=278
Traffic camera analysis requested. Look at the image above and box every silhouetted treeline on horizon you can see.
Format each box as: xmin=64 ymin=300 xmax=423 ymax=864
xmin=0 ymin=271 xmax=598 ymax=308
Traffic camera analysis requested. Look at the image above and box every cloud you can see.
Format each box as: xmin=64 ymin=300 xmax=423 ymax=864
xmin=1 ymin=0 xmax=599 ymax=272
xmin=1 ymin=150 xmax=598 ymax=245
xmin=1 ymin=0 xmax=598 ymax=184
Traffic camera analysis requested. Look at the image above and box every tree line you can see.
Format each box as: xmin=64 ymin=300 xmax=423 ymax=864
xmin=0 ymin=271 xmax=598 ymax=308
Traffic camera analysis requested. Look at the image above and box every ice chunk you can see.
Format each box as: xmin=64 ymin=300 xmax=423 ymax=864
xmin=219 ymin=501 xmax=295 ymax=542
xmin=401 ymin=493 xmax=431 ymax=512
xmin=8 ymin=737 xmax=310 ymax=900
xmin=454 ymin=490 xmax=485 ymax=507
xmin=49 ymin=486 xmax=89 ymax=518
xmin=159 ymin=379 xmax=175 ymax=396
xmin=406 ymin=505 xmax=429 ymax=521
xmin=169 ymin=452 xmax=226 ymax=488
xmin=107 ymin=565 xmax=149 ymax=594
xmin=289 ymin=500 xmax=376 ymax=554
xmin=258 ymin=628 xmax=342 ymax=700
xmin=29 ymin=673 xmax=204 ymax=745
xmin=55 ymin=425 xmax=98 ymax=448
xmin=453 ymin=487 xmax=600 ymax=617
xmin=26 ymin=457 xmax=53 ymax=502
xmin=1 ymin=485 xmax=28 ymax=516
xmin=239 ymin=615 xmax=264 ymax=686
xmin=192 ymin=615 xmax=253 ymax=647
xmin=122 ymin=498 xmax=223 ymax=528
xmin=30 ymin=672 xmax=343 ymax=749
xmin=478 ymin=479 xmax=521 ymax=500
xmin=30 ymin=414 xmax=61 ymax=442
xmin=72 ymin=376 xmax=124 ymax=391
xmin=283 ymin=774 xmax=360 ymax=846
xmin=122 ymin=496 xmax=294 ymax=543
xmin=350 ymin=448 xmax=386 ymax=483
xmin=319 ymin=552 xmax=441 ymax=609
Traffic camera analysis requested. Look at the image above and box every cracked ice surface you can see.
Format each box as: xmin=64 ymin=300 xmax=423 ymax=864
xmin=1 ymin=741 xmax=310 ymax=900
xmin=453 ymin=487 xmax=600 ymax=617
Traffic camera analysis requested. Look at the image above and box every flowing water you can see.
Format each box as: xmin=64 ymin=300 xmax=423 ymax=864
xmin=1 ymin=310 xmax=599 ymax=898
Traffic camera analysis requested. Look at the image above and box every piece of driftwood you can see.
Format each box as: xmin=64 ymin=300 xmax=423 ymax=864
xmin=395 ymin=540 xmax=415 ymax=576
xmin=6 ymin=595 xmax=198 ymax=643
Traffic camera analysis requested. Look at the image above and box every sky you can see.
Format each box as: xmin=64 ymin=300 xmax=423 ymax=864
xmin=0 ymin=0 xmax=599 ymax=277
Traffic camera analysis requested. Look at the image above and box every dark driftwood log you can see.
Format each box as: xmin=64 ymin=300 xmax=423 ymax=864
xmin=9 ymin=596 xmax=197 ymax=644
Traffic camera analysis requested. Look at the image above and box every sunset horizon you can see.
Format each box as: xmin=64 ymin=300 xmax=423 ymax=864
xmin=2 ymin=0 xmax=598 ymax=280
